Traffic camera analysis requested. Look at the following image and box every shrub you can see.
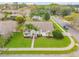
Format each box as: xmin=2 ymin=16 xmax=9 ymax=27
xmin=52 ymin=30 xmax=64 ymax=39
xmin=15 ymin=16 xmax=25 ymax=24
xmin=26 ymin=24 xmax=38 ymax=31
xmin=37 ymin=34 xmax=42 ymax=37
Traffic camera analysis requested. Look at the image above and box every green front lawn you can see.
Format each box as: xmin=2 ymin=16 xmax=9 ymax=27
xmin=34 ymin=36 xmax=71 ymax=48
xmin=5 ymin=32 xmax=32 ymax=48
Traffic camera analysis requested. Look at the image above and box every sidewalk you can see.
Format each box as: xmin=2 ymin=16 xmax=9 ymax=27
xmin=31 ymin=35 xmax=35 ymax=48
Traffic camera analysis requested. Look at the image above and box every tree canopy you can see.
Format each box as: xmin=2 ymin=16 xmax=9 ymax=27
xmin=26 ymin=24 xmax=38 ymax=31
xmin=43 ymin=12 xmax=50 ymax=21
xmin=52 ymin=30 xmax=64 ymax=39
xmin=15 ymin=16 xmax=25 ymax=24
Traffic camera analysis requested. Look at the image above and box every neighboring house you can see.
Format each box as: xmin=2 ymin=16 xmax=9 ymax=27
xmin=19 ymin=7 xmax=31 ymax=16
xmin=0 ymin=20 xmax=17 ymax=38
xmin=7 ymin=14 xmax=23 ymax=20
xmin=24 ymin=22 xmax=54 ymax=37
xmin=0 ymin=3 xmax=19 ymax=10
xmin=2 ymin=7 xmax=31 ymax=17
xmin=32 ymin=16 xmax=42 ymax=21
xmin=10 ymin=14 xmax=22 ymax=17
xmin=2 ymin=10 xmax=19 ymax=14
xmin=20 ymin=9 xmax=31 ymax=16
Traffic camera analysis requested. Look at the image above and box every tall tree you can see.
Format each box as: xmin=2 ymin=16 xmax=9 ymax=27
xmin=43 ymin=12 xmax=50 ymax=21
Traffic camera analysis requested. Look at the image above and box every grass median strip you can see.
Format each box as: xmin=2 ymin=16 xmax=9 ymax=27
xmin=51 ymin=19 xmax=65 ymax=32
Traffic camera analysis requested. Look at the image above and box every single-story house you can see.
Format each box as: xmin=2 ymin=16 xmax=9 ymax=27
xmin=32 ymin=16 xmax=42 ymax=21
xmin=7 ymin=14 xmax=23 ymax=20
xmin=2 ymin=10 xmax=19 ymax=14
xmin=24 ymin=22 xmax=54 ymax=37
xmin=10 ymin=14 xmax=22 ymax=17
xmin=19 ymin=7 xmax=31 ymax=16
xmin=0 ymin=20 xmax=17 ymax=38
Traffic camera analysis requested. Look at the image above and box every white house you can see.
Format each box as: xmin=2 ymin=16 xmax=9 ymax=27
xmin=2 ymin=10 xmax=19 ymax=14
xmin=23 ymin=30 xmax=38 ymax=38
xmin=24 ymin=22 xmax=54 ymax=37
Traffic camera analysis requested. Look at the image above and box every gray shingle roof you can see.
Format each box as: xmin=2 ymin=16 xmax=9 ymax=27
xmin=25 ymin=22 xmax=54 ymax=32
xmin=0 ymin=20 xmax=17 ymax=37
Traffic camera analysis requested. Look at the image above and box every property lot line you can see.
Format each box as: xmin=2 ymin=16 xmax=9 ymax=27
xmin=0 ymin=17 xmax=75 ymax=51
xmin=0 ymin=36 xmax=74 ymax=51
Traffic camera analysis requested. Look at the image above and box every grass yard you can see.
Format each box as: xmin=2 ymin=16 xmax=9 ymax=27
xmin=34 ymin=36 xmax=71 ymax=48
xmin=5 ymin=32 xmax=32 ymax=48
